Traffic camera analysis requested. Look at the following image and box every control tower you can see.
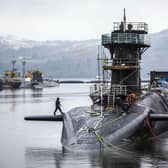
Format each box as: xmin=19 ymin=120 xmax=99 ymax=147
xmin=91 ymin=9 xmax=150 ymax=110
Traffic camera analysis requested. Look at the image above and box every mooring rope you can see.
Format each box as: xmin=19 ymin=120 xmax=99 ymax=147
xmin=145 ymin=115 xmax=159 ymax=141
xmin=88 ymin=127 xmax=113 ymax=148
xmin=87 ymin=127 xmax=143 ymax=158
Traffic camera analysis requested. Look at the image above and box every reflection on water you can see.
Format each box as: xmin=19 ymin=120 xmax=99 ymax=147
xmin=25 ymin=147 xmax=133 ymax=168
xmin=25 ymin=144 xmax=168 ymax=168
xmin=1 ymin=84 xmax=168 ymax=168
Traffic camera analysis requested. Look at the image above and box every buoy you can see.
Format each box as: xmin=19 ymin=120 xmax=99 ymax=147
xmin=24 ymin=115 xmax=63 ymax=121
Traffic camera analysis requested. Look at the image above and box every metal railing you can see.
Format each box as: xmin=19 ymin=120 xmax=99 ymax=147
xmin=90 ymin=84 xmax=127 ymax=97
xmin=113 ymin=22 xmax=148 ymax=32
xmin=90 ymin=84 xmax=127 ymax=108
xmin=90 ymin=84 xmax=109 ymax=96
xmin=110 ymin=84 xmax=127 ymax=96
xmin=102 ymin=33 xmax=150 ymax=46
xmin=102 ymin=34 xmax=111 ymax=45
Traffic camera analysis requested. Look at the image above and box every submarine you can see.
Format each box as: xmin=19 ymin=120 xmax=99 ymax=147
xmin=61 ymin=9 xmax=168 ymax=151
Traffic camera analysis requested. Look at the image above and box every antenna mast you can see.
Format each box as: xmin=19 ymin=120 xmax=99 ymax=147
xmin=123 ymin=8 xmax=126 ymax=32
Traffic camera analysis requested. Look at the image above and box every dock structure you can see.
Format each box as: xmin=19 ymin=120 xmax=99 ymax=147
xmin=91 ymin=9 xmax=150 ymax=110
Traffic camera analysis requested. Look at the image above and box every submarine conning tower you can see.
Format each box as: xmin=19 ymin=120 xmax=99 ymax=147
xmin=100 ymin=9 xmax=150 ymax=109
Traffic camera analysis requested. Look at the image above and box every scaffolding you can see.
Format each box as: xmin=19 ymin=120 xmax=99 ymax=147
xmin=102 ymin=58 xmax=139 ymax=70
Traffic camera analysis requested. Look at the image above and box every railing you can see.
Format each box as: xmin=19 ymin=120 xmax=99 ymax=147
xmin=102 ymin=34 xmax=111 ymax=45
xmin=90 ymin=84 xmax=109 ymax=96
xmin=90 ymin=84 xmax=127 ymax=108
xmin=90 ymin=84 xmax=127 ymax=97
xmin=113 ymin=22 xmax=148 ymax=32
xmin=102 ymin=59 xmax=139 ymax=68
xmin=110 ymin=84 xmax=127 ymax=96
xmin=102 ymin=33 xmax=151 ymax=46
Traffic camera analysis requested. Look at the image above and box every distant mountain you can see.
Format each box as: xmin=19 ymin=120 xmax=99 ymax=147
xmin=0 ymin=30 xmax=168 ymax=79
xmin=0 ymin=37 xmax=100 ymax=78
xmin=142 ymin=29 xmax=168 ymax=78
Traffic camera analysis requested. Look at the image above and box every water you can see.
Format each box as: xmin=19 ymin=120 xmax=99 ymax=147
xmin=1 ymin=84 xmax=168 ymax=168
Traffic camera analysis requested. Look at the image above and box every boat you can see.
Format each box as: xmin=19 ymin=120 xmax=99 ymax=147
xmin=30 ymin=70 xmax=43 ymax=90
xmin=0 ymin=79 xmax=3 ymax=90
xmin=31 ymin=81 xmax=43 ymax=90
xmin=9 ymin=78 xmax=22 ymax=89
xmin=2 ymin=70 xmax=21 ymax=89
xmin=21 ymin=70 xmax=44 ymax=89
xmin=43 ymin=78 xmax=60 ymax=87
xmin=61 ymin=9 xmax=168 ymax=152
xmin=0 ymin=60 xmax=22 ymax=89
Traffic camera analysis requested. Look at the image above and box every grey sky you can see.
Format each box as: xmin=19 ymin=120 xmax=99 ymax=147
xmin=0 ymin=0 xmax=168 ymax=40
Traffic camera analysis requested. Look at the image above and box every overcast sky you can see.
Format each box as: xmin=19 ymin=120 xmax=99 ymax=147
xmin=0 ymin=0 xmax=168 ymax=40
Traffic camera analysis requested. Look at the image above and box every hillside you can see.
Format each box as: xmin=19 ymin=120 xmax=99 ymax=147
xmin=0 ymin=30 xmax=168 ymax=79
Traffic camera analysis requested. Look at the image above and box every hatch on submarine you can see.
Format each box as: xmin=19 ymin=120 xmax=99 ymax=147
xmin=61 ymin=9 xmax=168 ymax=151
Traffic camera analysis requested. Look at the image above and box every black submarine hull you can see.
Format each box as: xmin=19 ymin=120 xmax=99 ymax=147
xmin=61 ymin=92 xmax=168 ymax=151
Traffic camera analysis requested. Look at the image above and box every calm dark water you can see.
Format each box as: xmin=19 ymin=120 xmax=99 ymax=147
xmin=1 ymin=84 xmax=168 ymax=168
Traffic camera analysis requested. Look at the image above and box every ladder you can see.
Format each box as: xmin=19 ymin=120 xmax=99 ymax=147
xmin=107 ymin=85 xmax=127 ymax=108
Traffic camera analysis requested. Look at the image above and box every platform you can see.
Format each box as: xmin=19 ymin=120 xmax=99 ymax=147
xmin=103 ymin=65 xmax=138 ymax=70
xmin=24 ymin=115 xmax=63 ymax=121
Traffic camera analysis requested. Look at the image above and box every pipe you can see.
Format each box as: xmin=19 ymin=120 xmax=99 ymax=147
xmin=149 ymin=114 xmax=168 ymax=121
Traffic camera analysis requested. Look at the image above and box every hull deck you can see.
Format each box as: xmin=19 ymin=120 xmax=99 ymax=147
xmin=62 ymin=92 xmax=168 ymax=151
